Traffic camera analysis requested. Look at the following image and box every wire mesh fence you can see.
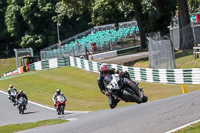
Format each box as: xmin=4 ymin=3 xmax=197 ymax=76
xmin=169 ymin=22 xmax=200 ymax=50
xmin=147 ymin=32 xmax=176 ymax=69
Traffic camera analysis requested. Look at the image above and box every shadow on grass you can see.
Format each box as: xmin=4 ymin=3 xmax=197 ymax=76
xmin=123 ymin=50 xmax=194 ymax=67
xmin=174 ymin=51 xmax=193 ymax=59
xmin=123 ymin=57 xmax=149 ymax=66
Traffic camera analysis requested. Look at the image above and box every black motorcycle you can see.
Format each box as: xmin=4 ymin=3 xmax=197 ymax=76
xmin=17 ymin=97 xmax=27 ymax=114
xmin=103 ymin=74 xmax=148 ymax=108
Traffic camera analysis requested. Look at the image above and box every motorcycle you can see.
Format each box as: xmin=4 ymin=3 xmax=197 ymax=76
xmin=8 ymin=91 xmax=17 ymax=106
xmin=103 ymin=74 xmax=148 ymax=108
xmin=17 ymin=97 xmax=27 ymax=114
xmin=56 ymin=95 xmax=66 ymax=115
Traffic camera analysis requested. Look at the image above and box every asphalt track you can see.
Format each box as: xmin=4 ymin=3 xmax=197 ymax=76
xmin=0 ymin=90 xmax=89 ymax=126
xmin=12 ymin=90 xmax=200 ymax=133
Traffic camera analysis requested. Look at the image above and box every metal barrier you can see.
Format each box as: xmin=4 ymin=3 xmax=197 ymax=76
xmin=29 ymin=56 xmax=200 ymax=84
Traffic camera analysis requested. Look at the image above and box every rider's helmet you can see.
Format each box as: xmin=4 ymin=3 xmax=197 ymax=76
xmin=99 ymin=63 xmax=108 ymax=75
xmin=56 ymin=89 xmax=61 ymax=95
xmin=10 ymin=84 xmax=13 ymax=88
xmin=19 ymin=90 xmax=23 ymax=95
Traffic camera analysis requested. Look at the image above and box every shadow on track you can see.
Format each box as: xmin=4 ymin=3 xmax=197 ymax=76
xmin=23 ymin=111 xmax=39 ymax=115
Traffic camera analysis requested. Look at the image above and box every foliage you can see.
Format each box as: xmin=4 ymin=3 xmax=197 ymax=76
xmin=52 ymin=1 xmax=68 ymax=23
xmin=188 ymin=0 xmax=200 ymax=13
xmin=2 ymin=0 xmax=93 ymax=56
xmin=0 ymin=0 xmax=10 ymax=57
xmin=20 ymin=34 xmax=44 ymax=49
xmin=5 ymin=0 xmax=25 ymax=38
xmin=0 ymin=0 xmax=8 ymax=39
xmin=142 ymin=0 xmax=157 ymax=32
xmin=90 ymin=0 xmax=134 ymax=25
xmin=0 ymin=0 xmax=196 ymax=56
xmin=142 ymin=0 xmax=176 ymax=33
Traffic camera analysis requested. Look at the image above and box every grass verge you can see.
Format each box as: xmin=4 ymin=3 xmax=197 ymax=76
xmin=174 ymin=122 xmax=200 ymax=133
xmin=0 ymin=58 xmax=17 ymax=76
xmin=0 ymin=119 xmax=68 ymax=133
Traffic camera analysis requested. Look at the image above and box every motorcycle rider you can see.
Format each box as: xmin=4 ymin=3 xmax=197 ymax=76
xmin=8 ymin=84 xmax=18 ymax=105
xmin=97 ymin=63 xmax=143 ymax=109
xmin=52 ymin=89 xmax=66 ymax=109
xmin=16 ymin=90 xmax=28 ymax=109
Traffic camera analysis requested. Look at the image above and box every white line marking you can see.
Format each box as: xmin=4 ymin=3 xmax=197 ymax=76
xmin=165 ymin=119 xmax=200 ymax=133
xmin=67 ymin=118 xmax=78 ymax=121
xmin=0 ymin=89 xmax=90 ymax=114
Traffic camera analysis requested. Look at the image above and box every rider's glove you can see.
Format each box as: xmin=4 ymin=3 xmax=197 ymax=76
xmin=105 ymin=92 xmax=109 ymax=97
xmin=119 ymin=71 xmax=125 ymax=77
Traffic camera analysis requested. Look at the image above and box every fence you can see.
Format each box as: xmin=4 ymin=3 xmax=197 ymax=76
xmin=148 ymin=37 xmax=176 ymax=69
xmin=28 ymin=56 xmax=200 ymax=84
xmin=40 ymin=21 xmax=140 ymax=60
xmin=170 ymin=20 xmax=200 ymax=50
xmin=94 ymin=23 xmax=116 ymax=31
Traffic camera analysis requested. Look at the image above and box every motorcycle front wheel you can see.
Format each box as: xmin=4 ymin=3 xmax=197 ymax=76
xmin=142 ymin=94 xmax=148 ymax=103
xmin=57 ymin=106 xmax=61 ymax=115
xmin=20 ymin=106 xmax=25 ymax=114
xmin=60 ymin=105 xmax=64 ymax=115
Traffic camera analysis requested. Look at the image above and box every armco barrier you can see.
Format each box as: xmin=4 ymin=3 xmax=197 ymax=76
xmin=91 ymin=45 xmax=141 ymax=60
xmin=69 ymin=56 xmax=200 ymax=84
xmin=28 ymin=56 xmax=200 ymax=84
xmin=117 ymin=45 xmax=141 ymax=55
xmin=29 ymin=57 xmax=70 ymax=71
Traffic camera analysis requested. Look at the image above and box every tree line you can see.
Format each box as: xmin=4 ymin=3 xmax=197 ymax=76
xmin=0 ymin=0 xmax=199 ymax=58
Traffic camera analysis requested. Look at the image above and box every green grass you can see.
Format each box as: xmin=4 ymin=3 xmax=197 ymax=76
xmin=0 ymin=66 xmax=199 ymax=111
xmin=0 ymin=119 xmax=68 ymax=133
xmin=174 ymin=122 xmax=200 ymax=133
xmin=175 ymin=51 xmax=200 ymax=68
xmin=0 ymin=58 xmax=17 ymax=76
xmin=124 ymin=51 xmax=200 ymax=68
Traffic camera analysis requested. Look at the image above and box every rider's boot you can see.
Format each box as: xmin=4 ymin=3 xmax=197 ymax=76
xmin=109 ymin=95 xmax=119 ymax=109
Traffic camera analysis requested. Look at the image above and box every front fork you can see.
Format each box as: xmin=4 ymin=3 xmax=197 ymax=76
xmin=122 ymin=78 xmax=141 ymax=98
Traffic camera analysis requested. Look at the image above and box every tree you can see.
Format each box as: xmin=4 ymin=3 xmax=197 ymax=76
xmin=133 ymin=0 xmax=146 ymax=48
xmin=90 ymin=0 xmax=134 ymax=25
xmin=188 ymin=0 xmax=200 ymax=12
xmin=153 ymin=0 xmax=176 ymax=35
xmin=177 ymin=0 xmax=194 ymax=49
xmin=0 ymin=0 xmax=9 ymax=57
xmin=5 ymin=0 xmax=25 ymax=39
